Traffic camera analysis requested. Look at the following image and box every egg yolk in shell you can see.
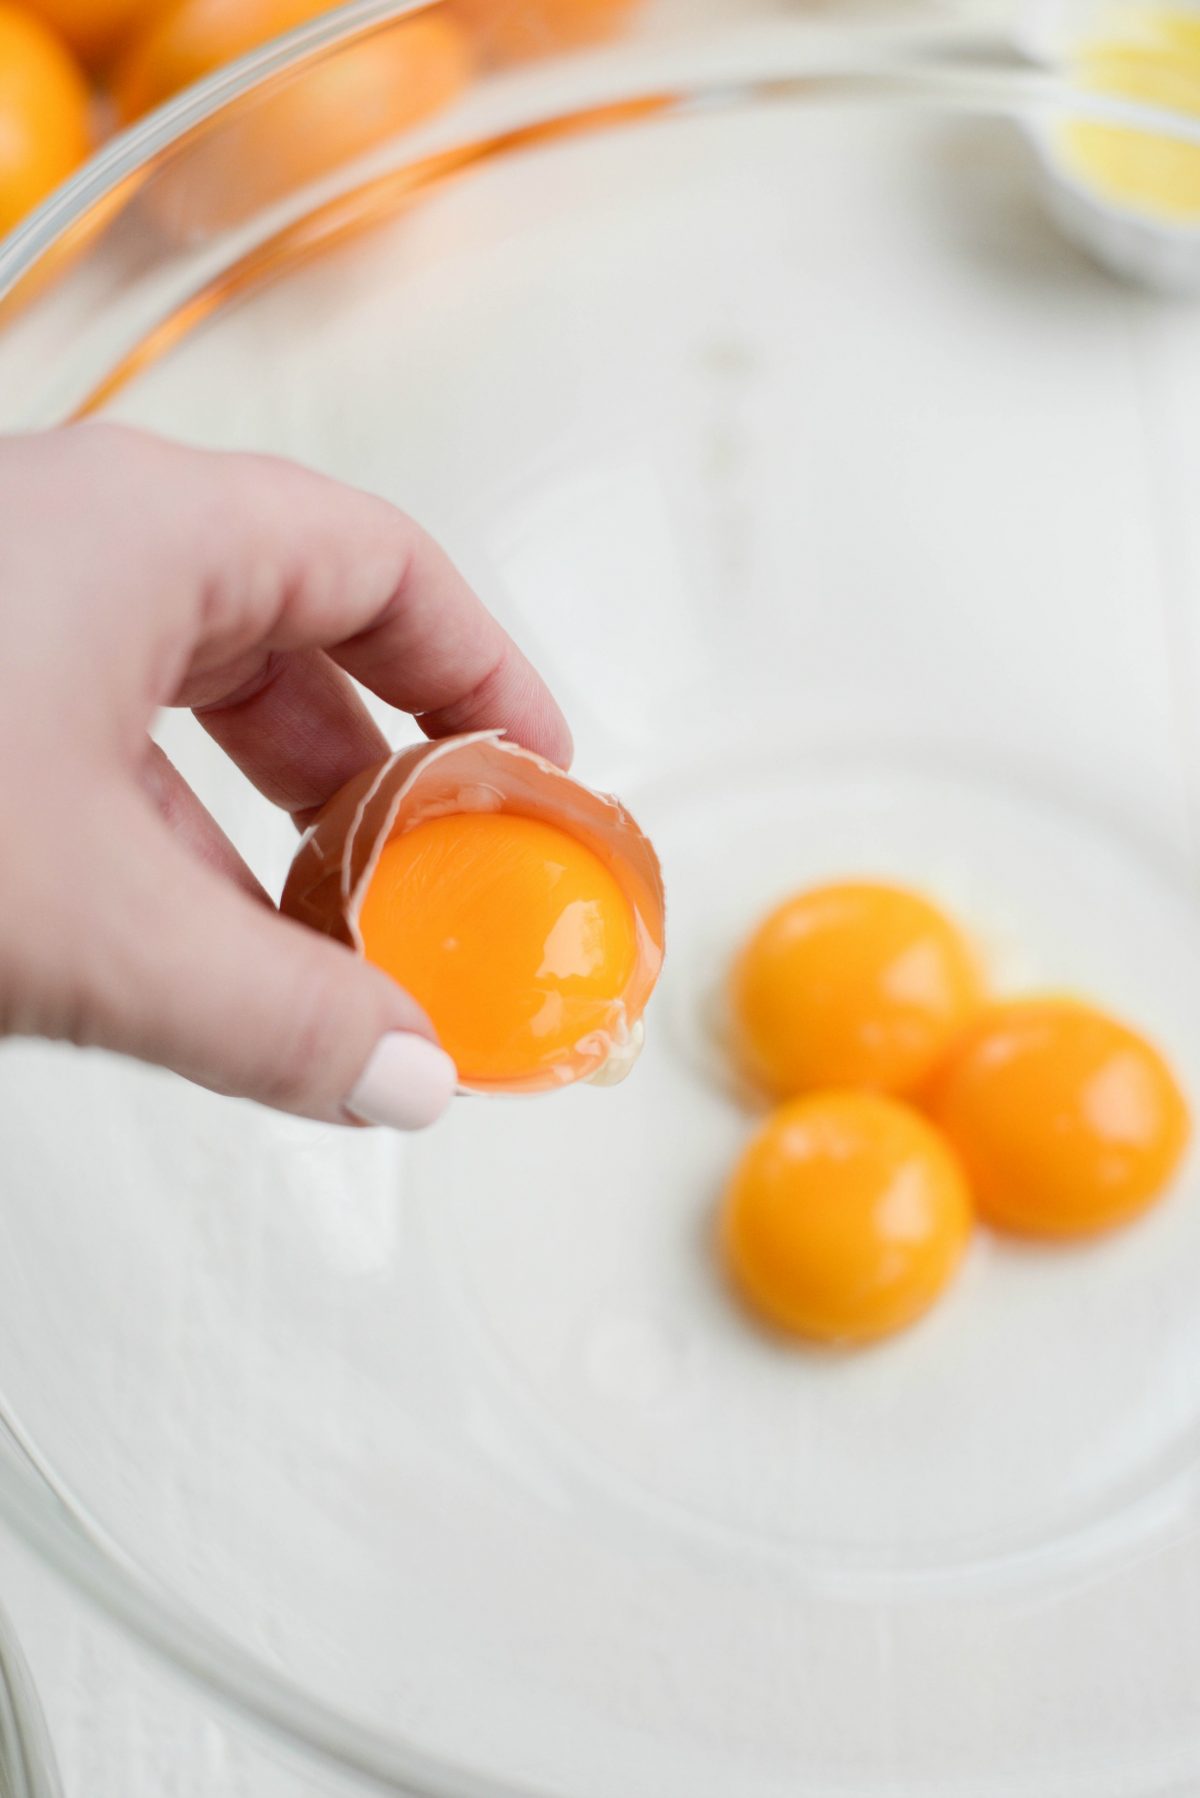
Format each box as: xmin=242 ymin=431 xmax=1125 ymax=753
xmin=358 ymin=811 xmax=639 ymax=1088
xmin=730 ymin=881 xmax=982 ymax=1100
xmin=926 ymin=999 xmax=1190 ymax=1238
xmin=722 ymin=1091 xmax=972 ymax=1345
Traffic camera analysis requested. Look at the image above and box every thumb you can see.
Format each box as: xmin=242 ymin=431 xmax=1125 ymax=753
xmin=75 ymin=795 xmax=457 ymax=1130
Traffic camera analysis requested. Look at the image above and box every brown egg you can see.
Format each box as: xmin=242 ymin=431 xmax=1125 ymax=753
xmin=281 ymin=732 xmax=666 ymax=1096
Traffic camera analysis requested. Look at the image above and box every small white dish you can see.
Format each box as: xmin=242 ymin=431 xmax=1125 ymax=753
xmin=1035 ymin=117 xmax=1200 ymax=289
xmin=1025 ymin=0 xmax=1200 ymax=289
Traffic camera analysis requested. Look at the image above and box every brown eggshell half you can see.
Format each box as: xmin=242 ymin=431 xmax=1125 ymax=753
xmin=280 ymin=732 xmax=667 ymax=1095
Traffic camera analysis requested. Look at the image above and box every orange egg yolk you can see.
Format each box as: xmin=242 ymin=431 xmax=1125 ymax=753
xmin=925 ymin=999 xmax=1190 ymax=1238
xmin=357 ymin=811 xmax=639 ymax=1089
xmin=722 ymin=1092 xmax=972 ymax=1345
xmin=730 ymin=881 xmax=982 ymax=1100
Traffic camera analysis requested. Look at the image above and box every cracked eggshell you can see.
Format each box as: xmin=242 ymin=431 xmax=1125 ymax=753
xmin=280 ymin=731 xmax=667 ymax=1096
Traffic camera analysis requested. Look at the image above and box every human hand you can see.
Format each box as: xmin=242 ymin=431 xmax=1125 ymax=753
xmin=0 ymin=424 xmax=571 ymax=1130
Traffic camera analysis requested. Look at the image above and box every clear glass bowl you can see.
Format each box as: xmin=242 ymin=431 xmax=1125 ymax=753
xmin=6 ymin=2 xmax=1200 ymax=1792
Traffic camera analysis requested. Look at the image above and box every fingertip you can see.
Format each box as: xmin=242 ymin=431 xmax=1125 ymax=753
xmin=487 ymin=651 xmax=574 ymax=770
xmin=525 ymin=695 xmax=574 ymax=771
xmin=516 ymin=659 xmax=573 ymax=770
xmin=420 ymin=659 xmax=574 ymax=771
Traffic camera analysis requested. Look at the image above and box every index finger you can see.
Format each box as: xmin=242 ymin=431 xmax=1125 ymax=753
xmin=188 ymin=439 xmax=574 ymax=766
xmin=31 ymin=424 xmax=572 ymax=772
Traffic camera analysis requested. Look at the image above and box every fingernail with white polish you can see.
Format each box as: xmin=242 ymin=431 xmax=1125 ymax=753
xmin=346 ymin=1034 xmax=458 ymax=1132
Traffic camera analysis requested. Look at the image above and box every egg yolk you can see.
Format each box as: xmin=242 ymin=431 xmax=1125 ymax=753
xmin=722 ymin=1092 xmax=971 ymax=1345
xmin=729 ymin=882 xmax=982 ymax=1101
xmin=357 ymin=811 xmax=639 ymax=1088
xmin=1062 ymin=10 xmax=1200 ymax=220
xmin=925 ymin=999 xmax=1190 ymax=1238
